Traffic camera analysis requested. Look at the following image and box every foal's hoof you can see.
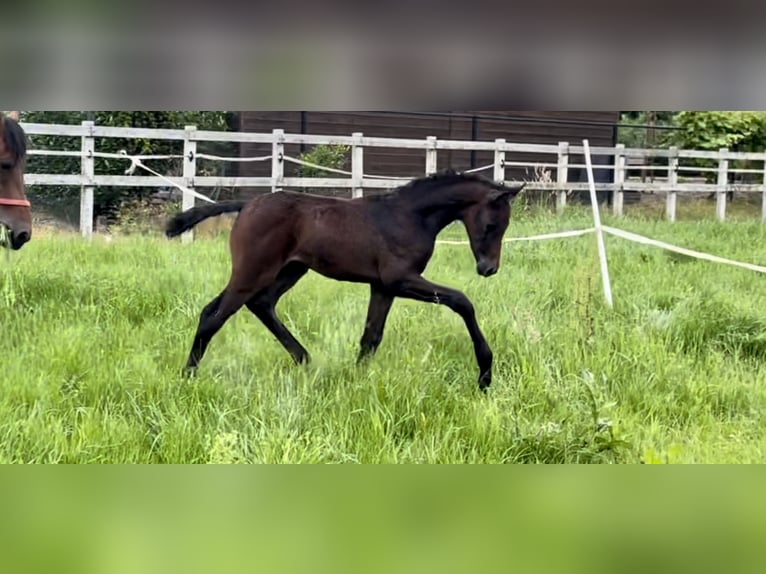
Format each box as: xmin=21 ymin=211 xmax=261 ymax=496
xmin=182 ymin=365 xmax=198 ymax=379
xmin=478 ymin=371 xmax=492 ymax=393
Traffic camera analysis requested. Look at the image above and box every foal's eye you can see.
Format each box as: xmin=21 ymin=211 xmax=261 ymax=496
xmin=0 ymin=163 xmax=12 ymax=171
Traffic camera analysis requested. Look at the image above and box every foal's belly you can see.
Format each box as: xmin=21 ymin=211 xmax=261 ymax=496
xmin=292 ymin=240 xmax=380 ymax=284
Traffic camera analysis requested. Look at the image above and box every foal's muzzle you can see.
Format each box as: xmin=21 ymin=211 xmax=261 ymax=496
xmin=476 ymin=259 xmax=498 ymax=277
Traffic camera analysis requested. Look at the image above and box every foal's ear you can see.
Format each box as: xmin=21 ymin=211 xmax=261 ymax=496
xmin=489 ymin=183 xmax=525 ymax=203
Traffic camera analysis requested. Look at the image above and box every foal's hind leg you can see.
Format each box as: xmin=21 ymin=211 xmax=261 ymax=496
xmin=246 ymin=262 xmax=310 ymax=364
xmin=185 ymin=288 xmax=251 ymax=372
xmin=185 ymin=261 xmax=284 ymax=372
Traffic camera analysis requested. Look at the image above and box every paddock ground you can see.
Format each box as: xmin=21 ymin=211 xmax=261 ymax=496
xmin=2 ymin=206 xmax=766 ymax=463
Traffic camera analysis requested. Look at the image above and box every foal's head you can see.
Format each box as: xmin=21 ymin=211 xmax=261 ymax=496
xmin=461 ymin=176 xmax=524 ymax=277
xmin=0 ymin=112 xmax=31 ymax=250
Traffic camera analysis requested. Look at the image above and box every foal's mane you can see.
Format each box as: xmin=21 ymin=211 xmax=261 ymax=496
xmin=394 ymin=169 xmax=513 ymax=199
xmin=1 ymin=114 xmax=27 ymax=162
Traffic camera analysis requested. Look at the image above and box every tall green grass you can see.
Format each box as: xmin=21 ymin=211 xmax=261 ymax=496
xmin=2 ymin=211 xmax=766 ymax=463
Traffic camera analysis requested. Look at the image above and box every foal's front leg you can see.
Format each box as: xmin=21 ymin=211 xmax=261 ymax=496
xmin=357 ymin=285 xmax=395 ymax=362
xmin=391 ymin=275 xmax=493 ymax=391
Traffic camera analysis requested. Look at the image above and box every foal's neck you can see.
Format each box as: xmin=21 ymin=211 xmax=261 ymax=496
xmin=408 ymin=182 xmax=484 ymax=237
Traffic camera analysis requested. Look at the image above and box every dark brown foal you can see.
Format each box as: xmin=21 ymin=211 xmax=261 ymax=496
xmin=166 ymin=171 xmax=523 ymax=391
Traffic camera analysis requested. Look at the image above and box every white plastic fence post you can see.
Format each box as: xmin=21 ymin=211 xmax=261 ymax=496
xmin=181 ymin=125 xmax=197 ymax=244
xmin=80 ymin=120 xmax=95 ymax=239
xmin=716 ymin=147 xmax=728 ymax=222
xmin=271 ymin=129 xmax=285 ymax=193
xmin=556 ymin=141 xmax=569 ymax=214
xmin=351 ymin=132 xmax=364 ymax=198
xmin=583 ymin=139 xmax=614 ymax=309
xmin=612 ymin=143 xmax=625 ymax=217
xmin=493 ymin=138 xmax=506 ymax=183
xmin=666 ymin=146 xmax=679 ymax=222
xmin=425 ymin=136 xmax=437 ymax=175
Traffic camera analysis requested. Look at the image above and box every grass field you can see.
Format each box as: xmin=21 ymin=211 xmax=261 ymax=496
xmin=2 ymin=205 xmax=766 ymax=463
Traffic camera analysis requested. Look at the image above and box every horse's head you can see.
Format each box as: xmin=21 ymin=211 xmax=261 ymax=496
xmin=0 ymin=111 xmax=32 ymax=250
xmin=462 ymin=179 xmax=524 ymax=277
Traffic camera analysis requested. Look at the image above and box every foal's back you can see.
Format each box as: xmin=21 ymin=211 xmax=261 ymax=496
xmin=238 ymin=190 xmax=377 ymax=242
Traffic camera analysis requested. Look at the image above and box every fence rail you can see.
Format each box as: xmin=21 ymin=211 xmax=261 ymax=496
xmin=19 ymin=121 xmax=766 ymax=238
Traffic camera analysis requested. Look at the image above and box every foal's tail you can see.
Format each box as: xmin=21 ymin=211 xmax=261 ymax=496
xmin=164 ymin=201 xmax=248 ymax=238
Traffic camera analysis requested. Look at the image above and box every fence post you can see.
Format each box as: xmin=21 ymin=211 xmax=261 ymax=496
xmin=425 ymin=136 xmax=438 ymax=175
xmin=79 ymin=120 xmax=95 ymax=239
xmin=493 ymin=138 xmax=506 ymax=183
xmin=612 ymin=143 xmax=625 ymax=217
xmin=556 ymin=141 xmax=569 ymax=214
xmin=351 ymin=132 xmax=364 ymax=198
xmin=666 ymin=146 xmax=679 ymax=222
xmin=271 ymin=129 xmax=285 ymax=193
xmin=716 ymin=147 xmax=728 ymax=222
xmin=181 ymin=125 xmax=197 ymax=244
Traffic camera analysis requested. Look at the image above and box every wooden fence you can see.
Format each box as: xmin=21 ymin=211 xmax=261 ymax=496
xmin=19 ymin=121 xmax=766 ymax=238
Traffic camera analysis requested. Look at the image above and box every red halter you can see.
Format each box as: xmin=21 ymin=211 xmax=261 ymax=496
xmin=0 ymin=197 xmax=31 ymax=207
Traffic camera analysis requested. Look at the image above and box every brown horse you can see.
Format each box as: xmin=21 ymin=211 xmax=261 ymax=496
xmin=165 ymin=171 xmax=524 ymax=391
xmin=0 ymin=112 xmax=32 ymax=250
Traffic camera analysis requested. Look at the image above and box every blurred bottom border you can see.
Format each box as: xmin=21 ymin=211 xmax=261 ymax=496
xmin=0 ymin=465 xmax=765 ymax=574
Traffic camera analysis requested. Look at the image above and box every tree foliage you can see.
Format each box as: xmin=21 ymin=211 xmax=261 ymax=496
xmin=293 ymin=144 xmax=351 ymax=196
xmin=21 ymin=111 xmax=234 ymax=222
xmin=296 ymin=144 xmax=350 ymax=178
xmin=662 ymin=112 xmax=766 ymax=182
xmin=618 ymin=112 xmax=676 ymax=148
xmin=618 ymin=111 xmax=766 ymax=182
xmin=663 ymin=111 xmax=766 ymax=152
